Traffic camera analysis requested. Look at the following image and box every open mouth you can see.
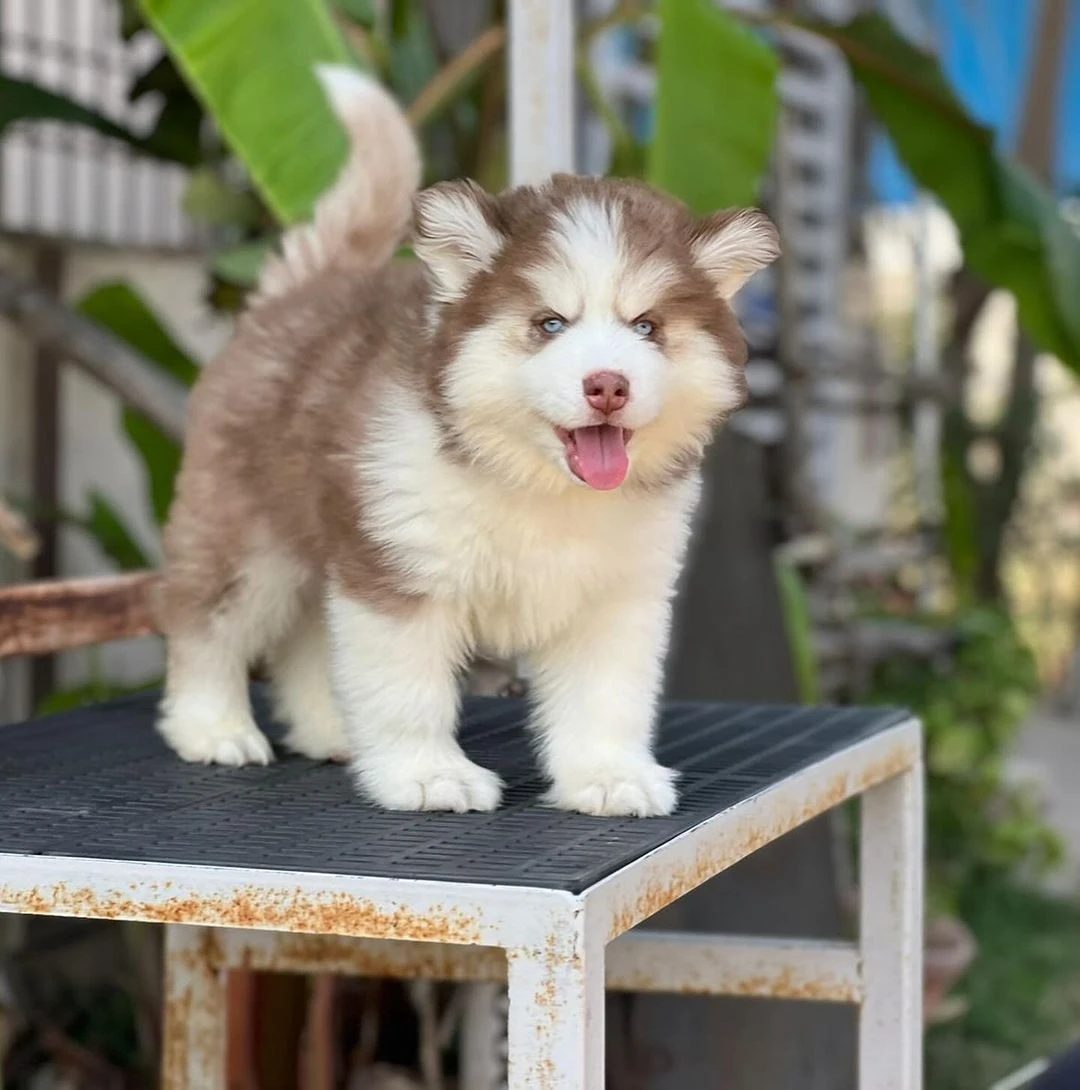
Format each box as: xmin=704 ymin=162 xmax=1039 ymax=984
xmin=555 ymin=425 xmax=633 ymax=491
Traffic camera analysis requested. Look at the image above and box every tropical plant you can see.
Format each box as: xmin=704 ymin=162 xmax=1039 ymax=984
xmin=7 ymin=0 xmax=1075 ymax=711
xmin=869 ymin=605 xmax=1062 ymax=916
xmin=4 ymin=0 xmax=1077 ymax=1081
xmin=5 ymin=1 xmax=1075 ymax=353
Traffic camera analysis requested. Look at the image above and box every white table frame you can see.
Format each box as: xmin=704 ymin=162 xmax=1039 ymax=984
xmin=0 ymin=716 xmax=922 ymax=1089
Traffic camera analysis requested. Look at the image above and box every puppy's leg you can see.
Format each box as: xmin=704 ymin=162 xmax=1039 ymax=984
xmin=327 ymin=586 xmax=502 ymax=812
xmin=270 ymin=607 xmax=348 ymax=761
xmin=158 ymin=628 xmax=273 ymax=766
xmin=528 ymin=590 xmax=677 ymax=817
xmin=157 ymin=548 xmax=305 ymax=766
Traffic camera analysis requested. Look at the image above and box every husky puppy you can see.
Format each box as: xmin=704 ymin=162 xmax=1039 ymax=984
xmin=155 ymin=67 xmax=779 ymax=816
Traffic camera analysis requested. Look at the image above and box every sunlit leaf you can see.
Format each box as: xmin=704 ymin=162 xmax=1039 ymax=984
xmin=137 ymin=0 xmax=357 ymax=223
xmin=651 ymin=0 xmax=779 ymax=211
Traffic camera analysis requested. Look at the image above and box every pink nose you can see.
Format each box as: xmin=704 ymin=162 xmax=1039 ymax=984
xmin=583 ymin=371 xmax=630 ymax=414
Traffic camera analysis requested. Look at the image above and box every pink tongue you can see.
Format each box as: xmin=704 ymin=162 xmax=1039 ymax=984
xmin=571 ymin=425 xmax=629 ymax=490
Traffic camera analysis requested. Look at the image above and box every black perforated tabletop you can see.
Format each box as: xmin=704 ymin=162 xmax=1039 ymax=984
xmin=0 ymin=692 xmax=909 ymax=894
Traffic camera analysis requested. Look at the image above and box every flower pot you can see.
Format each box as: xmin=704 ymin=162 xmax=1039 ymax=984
xmin=923 ymin=915 xmax=977 ymax=1025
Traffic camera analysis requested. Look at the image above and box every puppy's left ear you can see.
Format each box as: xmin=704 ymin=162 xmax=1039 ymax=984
xmin=689 ymin=208 xmax=780 ymax=300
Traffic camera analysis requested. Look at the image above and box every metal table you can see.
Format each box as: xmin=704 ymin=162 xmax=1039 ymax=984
xmin=0 ymin=692 xmax=923 ymax=1089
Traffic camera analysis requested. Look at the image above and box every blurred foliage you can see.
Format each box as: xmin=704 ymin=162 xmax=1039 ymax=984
xmin=47 ymin=282 xmax=201 ymax=587
xmin=3 ymin=921 xmax=160 ymax=1088
xmin=791 ymin=13 xmax=1080 ymax=379
xmin=80 ymin=492 xmax=154 ymax=573
xmin=869 ymin=606 xmax=1062 ymax=916
xmin=12 ymin=0 xmax=1073 ymax=874
xmin=6 ymin=0 xmax=1071 ymax=897
xmin=4 ymin=0 xmax=1079 ymax=1080
xmin=78 ymin=282 xmax=199 ymax=528
xmin=940 ymin=420 xmax=982 ymax=601
xmin=35 ymin=283 xmax=197 ymax=712
xmin=926 ymin=882 xmax=1080 ymax=1090
xmin=13 ymin=0 xmax=1070 ymax=369
xmin=773 ymin=554 xmax=821 ymax=705
xmin=36 ymin=678 xmax=158 ymax=717
xmin=590 ymin=5 xmax=1080 ymax=376
xmin=0 ymin=73 xmax=198 ymax=165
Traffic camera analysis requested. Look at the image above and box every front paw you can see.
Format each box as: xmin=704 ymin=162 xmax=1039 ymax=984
xmin=354 ymin=752 xmax=504 ymax=813
xmin=158 ymin=710 xmax=274 ymax=767
xmin=547 ymin=760 xmax=678 ymax=817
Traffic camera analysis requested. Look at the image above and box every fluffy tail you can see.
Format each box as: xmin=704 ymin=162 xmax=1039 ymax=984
xmin=256 ymin=65 xmax=422 ymax=301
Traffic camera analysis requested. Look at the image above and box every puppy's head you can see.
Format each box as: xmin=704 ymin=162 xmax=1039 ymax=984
xmin=415 ymin=175 xmax=778 ymax=493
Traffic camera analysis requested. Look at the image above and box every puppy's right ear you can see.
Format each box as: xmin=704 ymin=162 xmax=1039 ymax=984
xmin=413 ymin=180 xmax=505 ymax=303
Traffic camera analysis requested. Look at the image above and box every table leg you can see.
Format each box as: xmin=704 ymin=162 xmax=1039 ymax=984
xmin=506 ymin=920 xmax=605 ymax=1089
xmin=858 ymin=763 xmax=925 ymax=1090
xmin=162 ymin=924 xmax=227 ymax=1090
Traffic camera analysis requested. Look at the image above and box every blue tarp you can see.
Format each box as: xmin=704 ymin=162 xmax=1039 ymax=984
xmin=872 ymin=0 xmax=1080 ymax=202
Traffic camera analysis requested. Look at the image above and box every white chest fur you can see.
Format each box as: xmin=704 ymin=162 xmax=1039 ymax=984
xmin=357 ymin=389 xmax=697 ymax=656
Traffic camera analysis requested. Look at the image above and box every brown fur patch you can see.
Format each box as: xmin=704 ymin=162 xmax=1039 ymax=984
xmin=158 ymin=262 xmax=431 ymax=635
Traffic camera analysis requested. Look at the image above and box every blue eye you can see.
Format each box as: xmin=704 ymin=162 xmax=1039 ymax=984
xmin=633 ymin=318 xmax=655 ymax=337
xmin=540 ymin=316 xmax=567 ymax=335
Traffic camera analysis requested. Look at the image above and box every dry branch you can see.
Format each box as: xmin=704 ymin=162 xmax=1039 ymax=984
xmin=0 ymin=268 xmax=187 ymax=442
xmin=407 ymin=25 xmax=506 ymax=129
xmin=0 ymin=572 xmax=159 ymax=658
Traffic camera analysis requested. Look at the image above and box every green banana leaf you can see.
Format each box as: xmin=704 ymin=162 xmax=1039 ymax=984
xmin=386 ymin=0 xmax=440 ymax=107
xmin=127 ymin=54 xmax=206 ymax=168
xmin=77 ymin=283 xmax=198 ymax=527
xmin=137 ymin=0 xmax=356 ymax=224
xmin=798 ymin=13 xmax=1080 ymax=375
xmin=0 ymin=74 xmax=195 ymax=165
xmin=77 ymin=282 xmax=198 ymax=388
xmin=122 ymin=413 xmax=184 ymax=529
xmin=650 ymin=0 xmax=780 ymax=212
